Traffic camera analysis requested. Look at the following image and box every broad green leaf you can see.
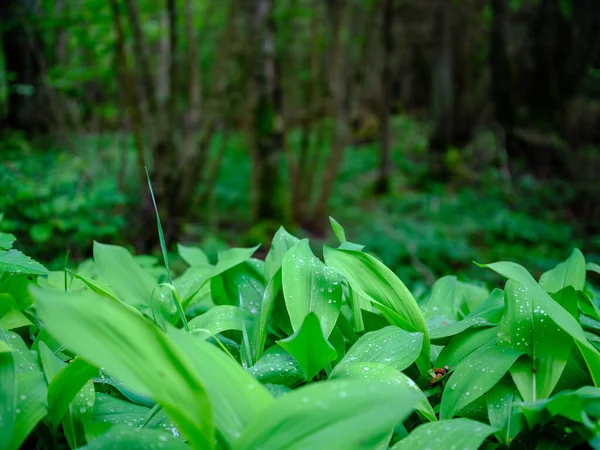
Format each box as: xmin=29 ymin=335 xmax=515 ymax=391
xmin=323 ymin=246 xmax=430 ymax=374
xmin=253 ymin=269 xmax=282 ymax=361
xmin=0 ymin=328 xmax=17 ymax=447
xmin=329 ymin=216 xmax=347 ymax=243
xmin=96 ymin=371 xmax=155 ymax=408
xmin=455 ymin=281 xmax=490 ymax=316
xmin=435 ymin=326 xmax=498 ymax=369
xmin=440 ymin=341 xmax=523 ymax=419
xmin=167 ymin=327 xmax=273 ymax=445
xmin=248 ymin=346 xmax=303 ymax=388
xmin=422 ymin=276 xmax=457 ymax=322
xmin=390 ymin=418 xmax=496 ymax=450
xmin=93 ymin=242 xmax=156 ymax=311
xmin=499 ymin=281 xmax=574 ymax=401
xmin=331 ymin=326 xmax=423 ymax=377
xmin=90 ymin=393 xmax=150 ymax=428
xmin=486 ymin=376 xmax=526 ymax=445
xmin=218 ymin=261 xmax=265 ymax=316
xmin=539 ymin=249 xmax=586 ymax=293
xmin=233 ymin=379 xmax=422 ymax=450
xmin=32 ymin=287 xmax=214 ymax=449
xmin=264 ymin=227 xmax=299 ymax=282
xmin=282 ymin=240 xmax=341 ymax=337
xmin=39 ymin=342 xmax=94 ymax=447
xmin=587 ymin=262 xmax=600 ymax=276
xmin=521 ymin=386 xmax=600 ymax=429
xmin=47 ymin=356 xmax=98 ymax=427
xmin=11 ymin=371 xmax=48 ymax=450
xmin=330 ymin=363 xmax=436 ymax=422
xmin=480 ymin=261 xmax=600 ymax=386
xmin=214 ymin=245 xmax=260 ymax=277
xmin=188 ymin=305 xmax=251 ymax=339
xmin=0 ymin=232 xmax=15 ymax=250
xmin=428 ymin=288 xmax=504 ymax=343
xmin=278 ymin=313 xmax=337 ymax=381
xmin=0 ymin=249 xmax=48 ymax=275
xmin=4 ymin=331 xmax=48 ymax=449
xmin=177 ymin=244 xmax=210 ymax=267
xmin=174 ymin=266 xmax=213 ymax=307
xmin=81 ymin=425 xmax=188 ymax=450
xmin=0 ymin=275 xmax=35 ymax=309
xmin=0 ymin=294 xmax=32 ymax=330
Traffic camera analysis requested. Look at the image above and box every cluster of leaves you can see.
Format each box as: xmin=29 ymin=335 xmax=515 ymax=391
xmin=0 ymin=135 xmax=128 ymax=262
xmin=1 ymin=210 xmax=600 ymax=449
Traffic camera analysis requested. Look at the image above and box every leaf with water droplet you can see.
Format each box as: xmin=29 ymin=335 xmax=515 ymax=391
xmin=332 ymin=326 xmax=423 ymax=376
xmin=278 ymin=313 xmax=337 ymax=381
xmin=390 ymin=418 xmax=496 ymax=450
xmin=440 ymin=341 xmax=522 ymax=419
xmin=233 ymin=379 xmax=422 ymax=450
xmin=282 ymin=240 xmax=341 ymax=338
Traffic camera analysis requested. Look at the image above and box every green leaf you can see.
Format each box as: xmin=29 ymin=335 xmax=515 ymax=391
xmin=479 ymin=261 xmax=600 ymax=386
xmin=422 ymin=276 xmax=458 ymax=322
xmin=323 ymin=246 xmax=430 ymax=375
xmin=214 ymin=246 xmax=260 ymax=277
xmin=539 ymin=249 xmax=586 ymax=293
xmin=166 ymin=327 xmax=273 ymax=445
xmin=486 ymin=376 xmax=526 ymax=445
xmin=233 ymin=379 xmax=422 ymax=450
xmin=31 ymin=287 xmax=214 ymax=449
xmin=521 ymin=386 xmax=600 ymax=429
xmin=93 ymin=242 xmax=156 ymax=311
xmin=587 ymin=262 xmax=600 ymax=276
xmin=90 ymin=392 xmax=150 ymax=429
xmin=329 ymin=216 xmax=347 ymax=243
xmin=428 ymin=288 xmax=504 ymax=342
xmin=282 ymin=240 xmax=341 ymax=338
xmin=440 ymin=341 xmax=523 ymax=419
xmin=0 ymin=328 xmax=17 ymax=446
xmin=278 ymin=313 xmax=337 ymax=380
xmin=390 ymin=418 xmax=496 ymax=450
xmin=253 ymin=269 xmax=282 ymax=361
xmin=47 ymin=356 xmax=98 ymax=427
xmin=264 ymin=227 xmax=299 ymax=282
xmin=177 ymin=243 xmax=210 ymax=267
xmin=0 ymin=232 xmax=16 ymax=250
xmin=435 ymin=327 xmax=498 ymax=369
xmin=0 ymin=294 xmax=32 ymax=330
xmin=499 ymin=281 xmax=574 ymax=401
xmin=188 ymin=305 xmax=251 ymax=339
xmin=248 ymin=346 xmax=303 ymax=388
xmin=11 ymin=370 xmax=48 ymax=449
xmin=330 ymin=362 xmax=436 ymax=422
xmin=81 ymin=425 xmax=188 ymax=450
xmin=0 ymin=249 xmax=48 ymax=275
xmin=331 ymin=326 xmax=423 ymax=377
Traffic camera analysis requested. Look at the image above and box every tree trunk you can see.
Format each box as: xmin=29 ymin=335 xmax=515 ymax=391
xmin=490 ymin=0 xmax=516 ymax=161
xmin=247 ymin=0 xmax=282 ymax=223
xmin=1 ymin=0 xmax=44 ymax=133
xmin=428 ymin=2 xmax=454 ymax=180
xmin=374 ymin=0 xmax=394 ymax=195
xmin=311 ymin=0 xmax=349 ymax=233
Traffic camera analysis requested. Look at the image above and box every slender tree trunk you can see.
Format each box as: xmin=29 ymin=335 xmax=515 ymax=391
xmin=247 ymin=0 xmax=282 ymax=223
xmin=374 ymin=0 xmax=394 ymax=194
xmin=1 ymin=0 xmax=44 ymax=133
xmin=428 ymin=2 xmax=454 ymax=180
xmin=312 ymin=1 xmax=348 ymax=233
xmin=490 ymin=0 xmax=515 ymax=157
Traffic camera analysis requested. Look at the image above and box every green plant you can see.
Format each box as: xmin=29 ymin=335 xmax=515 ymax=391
xmin=1 ymin=217 xmax=600 ymax=449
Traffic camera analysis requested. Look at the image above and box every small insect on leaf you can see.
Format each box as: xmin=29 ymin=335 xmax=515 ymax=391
xmin=430 ymin=366 xmax=449 ymax=385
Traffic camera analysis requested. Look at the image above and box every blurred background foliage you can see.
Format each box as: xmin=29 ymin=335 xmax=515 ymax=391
xmin=1 ymin=0 xmax=599 ymax=290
